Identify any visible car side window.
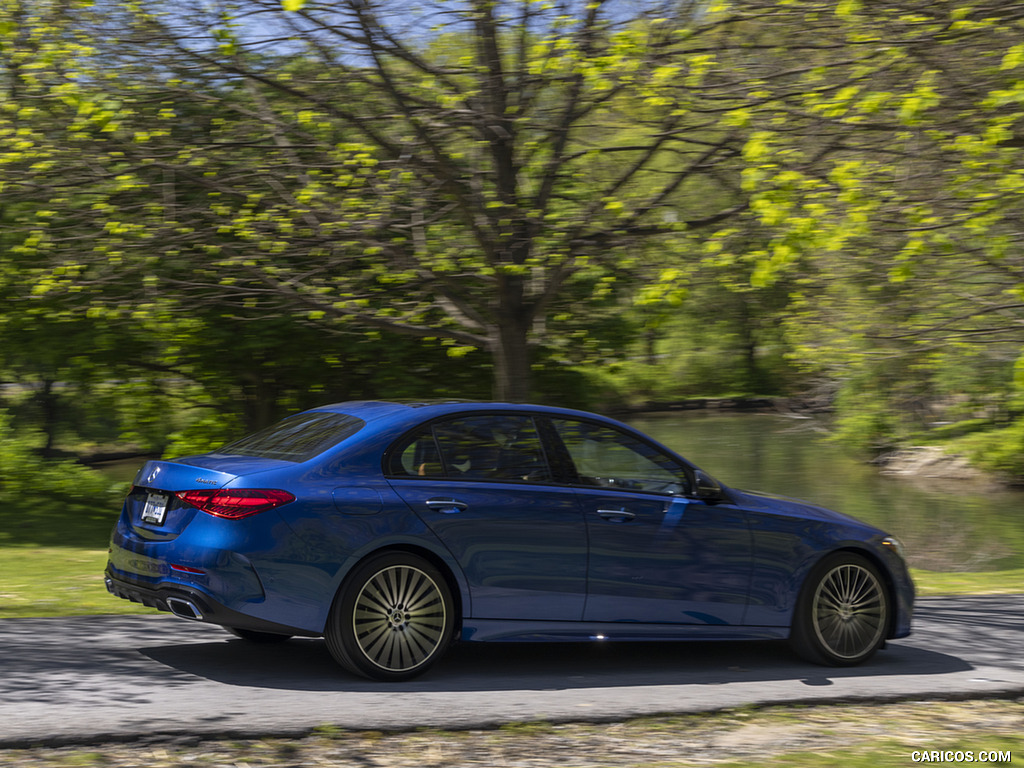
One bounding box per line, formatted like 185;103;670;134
392;427;445;477
551;418;689;495
390;415;552;482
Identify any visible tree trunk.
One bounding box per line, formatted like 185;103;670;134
490;321;531;402
490;271;532;402
39;379;58;459
240;373;279;431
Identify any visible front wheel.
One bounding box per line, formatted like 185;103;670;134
791;552;890;666
325;552;455;681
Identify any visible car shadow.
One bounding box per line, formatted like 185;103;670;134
137;594;1024;693
139;634;971;693
139;594;1024;692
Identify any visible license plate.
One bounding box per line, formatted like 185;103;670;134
141;493;168;525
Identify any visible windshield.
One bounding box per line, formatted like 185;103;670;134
216;412;364;462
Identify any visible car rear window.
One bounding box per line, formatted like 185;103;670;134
216;412;364;462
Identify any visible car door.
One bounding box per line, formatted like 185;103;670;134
548;417;753;626
386;413;587;621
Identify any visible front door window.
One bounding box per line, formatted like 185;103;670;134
551;418;688;495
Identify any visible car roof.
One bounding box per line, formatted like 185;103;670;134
305;399;615;426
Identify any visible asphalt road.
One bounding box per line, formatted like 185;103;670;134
1;595;1022;748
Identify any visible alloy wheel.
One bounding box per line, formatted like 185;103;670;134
811;562;886;660
352;563;448;672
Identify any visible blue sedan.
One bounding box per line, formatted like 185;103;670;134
105;400;914;681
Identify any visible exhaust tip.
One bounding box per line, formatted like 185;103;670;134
166;597;204;621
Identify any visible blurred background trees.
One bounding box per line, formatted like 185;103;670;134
1;0;1022;476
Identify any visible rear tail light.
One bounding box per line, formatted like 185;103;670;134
175;489;295;519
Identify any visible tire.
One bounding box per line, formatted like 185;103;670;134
325;552;455;681
790;552;890;666
225;627;293;643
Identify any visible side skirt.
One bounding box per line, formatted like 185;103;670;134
460;619;789;643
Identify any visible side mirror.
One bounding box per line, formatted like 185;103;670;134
693;469;726;503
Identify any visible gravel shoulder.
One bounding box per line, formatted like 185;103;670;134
3;699;1022;768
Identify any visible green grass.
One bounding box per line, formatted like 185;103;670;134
0;479;155;619
0;546;156;618
911;568;1024;596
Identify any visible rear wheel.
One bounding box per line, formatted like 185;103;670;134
791;552;889;666
325;552;454;681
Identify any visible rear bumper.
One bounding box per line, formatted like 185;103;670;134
104;569;318;638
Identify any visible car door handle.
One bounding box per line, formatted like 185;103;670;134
425;498;468;514
597;508;635;522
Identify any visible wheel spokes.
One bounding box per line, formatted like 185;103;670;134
812;564;886;660
353;565;448;672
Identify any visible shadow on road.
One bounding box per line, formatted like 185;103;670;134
6;595;1021;702
139;631;971;693
134;595;1024;693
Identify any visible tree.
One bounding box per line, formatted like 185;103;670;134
12;0;1022;438
713;0;1024;354
43;0;751;401
673;1;1024;444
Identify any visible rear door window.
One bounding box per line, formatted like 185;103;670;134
390;414;551;482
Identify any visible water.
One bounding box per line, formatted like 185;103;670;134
627;412;1024;572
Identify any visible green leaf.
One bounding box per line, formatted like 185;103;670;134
1001;44;1024;71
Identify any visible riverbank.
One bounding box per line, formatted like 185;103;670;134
874;433;1024;489
3;698;1020;767
873;446;996;484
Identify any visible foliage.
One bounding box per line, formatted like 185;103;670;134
949;421;1024;478
4;0;776;402
1;0;1024;477
0;410;122;508
702;0;1024;465
161;410;246;460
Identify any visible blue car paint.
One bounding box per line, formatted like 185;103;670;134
578;491;752;625
106;400;914;653
730;487;914;635
389;476;588;621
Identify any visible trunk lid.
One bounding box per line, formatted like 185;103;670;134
131;458;239;493
126;459;240;540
